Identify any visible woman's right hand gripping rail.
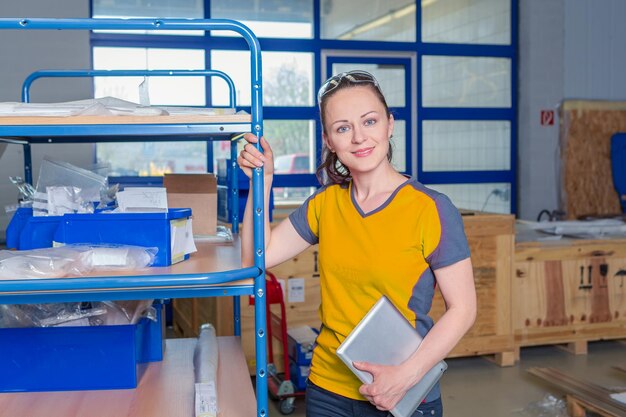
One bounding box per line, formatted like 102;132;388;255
237;133;312;269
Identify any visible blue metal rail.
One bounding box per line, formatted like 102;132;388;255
0;18;267;417
22;69;237;106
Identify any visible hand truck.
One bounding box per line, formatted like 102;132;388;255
250;271;306;415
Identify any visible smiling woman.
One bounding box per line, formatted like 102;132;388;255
316;71;394;187
237;70;477;417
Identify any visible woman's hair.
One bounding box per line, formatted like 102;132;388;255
315;72;393;186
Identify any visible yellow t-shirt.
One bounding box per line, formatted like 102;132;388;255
288;178;470;402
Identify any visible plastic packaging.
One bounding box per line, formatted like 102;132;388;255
516;394;568;417
0;302;107;328
0;300;156;328
9;176;36;203
194;323;219;417
0;244;158;280
101;300;156;325
193;225;234;243
33;157;108;216
0;97;166;117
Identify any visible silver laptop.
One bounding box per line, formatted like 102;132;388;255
336;296;447;417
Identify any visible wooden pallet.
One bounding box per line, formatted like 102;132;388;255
514;338;626;364
566;395;624;417
528;367;626;417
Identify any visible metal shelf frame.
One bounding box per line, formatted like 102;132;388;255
0;17;268;417
16;68;242;229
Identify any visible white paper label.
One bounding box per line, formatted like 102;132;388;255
117;187;168;212
288;277;305;303
195;381;218;417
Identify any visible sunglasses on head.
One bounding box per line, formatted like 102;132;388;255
317;70;380;102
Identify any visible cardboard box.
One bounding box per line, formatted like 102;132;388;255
164;173;217;236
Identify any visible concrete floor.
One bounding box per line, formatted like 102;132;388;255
266;340;626;416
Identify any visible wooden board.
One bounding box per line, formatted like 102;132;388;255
566;395;622;417
528;367;626;417
559;100;626;219
0;337;256;417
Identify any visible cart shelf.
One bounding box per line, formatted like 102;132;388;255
0;337;256;417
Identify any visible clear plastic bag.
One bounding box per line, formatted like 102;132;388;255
0;246;81;279
0;244;158;280
516;394;568;417
100;300;156;325
0;302;108;328
9;176;36;203
0;300;155;328
33;156;108;216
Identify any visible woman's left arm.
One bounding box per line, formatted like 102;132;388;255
356;257;476;411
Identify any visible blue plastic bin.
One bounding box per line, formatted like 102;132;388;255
0;307;163;393
54;208;192;266
6;207;62;250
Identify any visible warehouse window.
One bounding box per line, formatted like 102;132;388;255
92;47;206;106
422;56;511;108
92;47;207;176
419;0;515;213
421;0;511;44
92;0;204;36
210;0;313;39
422;121;511;172
90;0;516;211
210;51;314;107
320;0;416;42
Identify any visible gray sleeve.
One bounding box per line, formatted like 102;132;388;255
288;198;319;245
426;194;471;270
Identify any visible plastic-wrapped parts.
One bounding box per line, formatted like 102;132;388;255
194;323;219;417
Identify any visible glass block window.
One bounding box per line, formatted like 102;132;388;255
321;0;416;42
422;120;510;171
330;63;406;107
211;0;313;39
429;182;511;214
92;47;206;106
211;51;314;107
422;0;511;45
92;0;203;36
422;56;511;108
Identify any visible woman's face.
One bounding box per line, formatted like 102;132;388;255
322;85;394;176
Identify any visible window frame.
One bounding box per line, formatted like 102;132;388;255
89;0;518;213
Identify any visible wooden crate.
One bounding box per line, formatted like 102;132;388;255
514;236;626;351
430;211;516;366
172;297;217;338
